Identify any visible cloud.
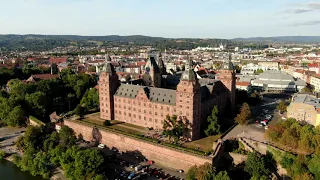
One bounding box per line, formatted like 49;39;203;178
291;20;320;26
285;2;320;14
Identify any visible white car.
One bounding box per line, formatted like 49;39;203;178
97;144;106;149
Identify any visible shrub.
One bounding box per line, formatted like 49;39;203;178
103;120;111;126
0;150;6;159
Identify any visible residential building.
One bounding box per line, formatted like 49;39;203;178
287;94;320;126
310;75;320;92
236;81;251;91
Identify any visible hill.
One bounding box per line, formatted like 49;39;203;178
0;34;231;51
232;36;320;43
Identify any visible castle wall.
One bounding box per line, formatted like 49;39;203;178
64;120;212;171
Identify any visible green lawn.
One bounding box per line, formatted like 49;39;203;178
182;135;221;152
82;118;143;135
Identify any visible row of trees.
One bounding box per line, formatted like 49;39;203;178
14;125;105;179
0;68;98;126
266;118;320;180
266;118;320;155
186;151;276;180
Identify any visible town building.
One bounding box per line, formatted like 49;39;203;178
98;56;236;140
287;94;320;126
310;75;320;92
251;71;305;92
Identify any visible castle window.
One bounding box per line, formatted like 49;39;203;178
180;100;182;102
115;110;117;113
139;115;141;119
133;108;135;111
161;120;164;124
106;110;108;113
169;100;171;103
124;112;126;115
187;106;189;109
124;106;126;109
102;109;104;112
144;117;146;120
155;112;157;115
144;110;146;113
150;111;152;114
167;107;169;111
184;89;186;92
144;103;146;106
155;105;157;108
161;106;163;109
149;118;152;122
155;119;158;123
102;103;104;106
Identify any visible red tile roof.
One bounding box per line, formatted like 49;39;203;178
50;57;67;64
27;74;59;82
27;57;49;61
236;81;251;86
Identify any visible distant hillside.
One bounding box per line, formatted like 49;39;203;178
0;34;232;51
232;36;320;43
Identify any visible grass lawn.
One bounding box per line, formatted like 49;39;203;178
182;135;221;152
82;117;143;135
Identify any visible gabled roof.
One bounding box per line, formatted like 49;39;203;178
27;74;59;82
114;83;176;105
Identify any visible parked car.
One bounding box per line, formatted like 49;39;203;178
265;126;269;130
178;169;184;173
147;160;154;165
97;144;106;149
128;172;135;179
135;165;143;171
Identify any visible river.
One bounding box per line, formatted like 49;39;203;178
0;160;44;180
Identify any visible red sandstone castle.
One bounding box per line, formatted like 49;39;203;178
99;55;235;140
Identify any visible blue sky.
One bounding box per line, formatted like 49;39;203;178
0;0;319;38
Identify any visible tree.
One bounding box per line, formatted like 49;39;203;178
75;104;85;118
214;171;230;180
235;103;251;125
6;106;25;126
163;115;189;143
25;91;47;119
205;106;220;136
80;88;99;112
103;120;111;126
301;86;313;93
186;163;214;180
17;126;43;151
245;152;270;178
67;93;75;111
59;126;77;147
277;101;287;114
255;69;264;74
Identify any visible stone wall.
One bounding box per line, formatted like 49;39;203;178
64;120;212;171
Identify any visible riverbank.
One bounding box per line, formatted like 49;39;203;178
0;127;67;180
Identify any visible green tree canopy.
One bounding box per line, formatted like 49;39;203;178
205;106;220;136
163;115;189;143
59;126;77;147
235;103;251;125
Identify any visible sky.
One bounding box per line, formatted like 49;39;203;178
0;0;320;39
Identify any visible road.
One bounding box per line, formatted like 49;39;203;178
222;93;290;143
0;127;25;155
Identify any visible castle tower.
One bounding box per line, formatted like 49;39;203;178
176;60;202;140
142;56;162;87
157;52;166;74
99;59;119;120
218;53;236;110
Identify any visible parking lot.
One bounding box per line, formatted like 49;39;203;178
223;93;290;143
78;141;186;180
